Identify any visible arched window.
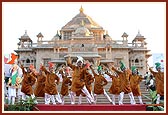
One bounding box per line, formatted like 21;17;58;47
26;58;30;63
135;58;139;63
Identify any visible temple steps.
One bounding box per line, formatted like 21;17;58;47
15;80;151;104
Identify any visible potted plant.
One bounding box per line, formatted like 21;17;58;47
4;96;39;111
144;89;164;111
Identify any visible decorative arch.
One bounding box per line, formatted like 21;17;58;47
26;58;30;63
135;58;139;63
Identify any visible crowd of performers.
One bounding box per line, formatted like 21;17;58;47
4;55;164;105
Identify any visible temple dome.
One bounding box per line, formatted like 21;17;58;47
61;6;103;30
74;26;91;36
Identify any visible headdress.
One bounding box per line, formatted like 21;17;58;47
131;66;137;72
119;61;126;70
48;62;54;69
85;62;90;68
76;56;84;64
97;66;102;71
29;64;34;70
7;53;18;64
155;62;161;69
65;67;70;73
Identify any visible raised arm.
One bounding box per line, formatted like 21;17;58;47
67;56;76;70
149;67;157;75
20;64;26;74
41;65;50;74
29;73;36;86
105;70;116;78
90;65;97;76
111;66;122;75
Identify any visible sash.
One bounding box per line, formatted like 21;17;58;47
11;70;18;85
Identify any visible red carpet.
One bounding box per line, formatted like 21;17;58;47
35;104;146;111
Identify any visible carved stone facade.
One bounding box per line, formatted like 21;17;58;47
15;6;151;75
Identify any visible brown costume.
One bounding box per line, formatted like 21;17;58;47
59;69;72;96
21;66;36;96
130;74;144;96
76;69;94;96
41;66;60;95
67;61;85;93
34;70;46;97
84;69;94;94
106;71;121;95
91;67;108;95
149;68;164;96
112;67;132;94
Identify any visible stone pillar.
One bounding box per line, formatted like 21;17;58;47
58;48;60;53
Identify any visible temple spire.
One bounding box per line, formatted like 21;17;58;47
79;5;84;13
138;30;140;34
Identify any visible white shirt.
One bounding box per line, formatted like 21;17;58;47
148;79;154;87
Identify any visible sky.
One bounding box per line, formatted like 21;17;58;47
2;2;166;66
